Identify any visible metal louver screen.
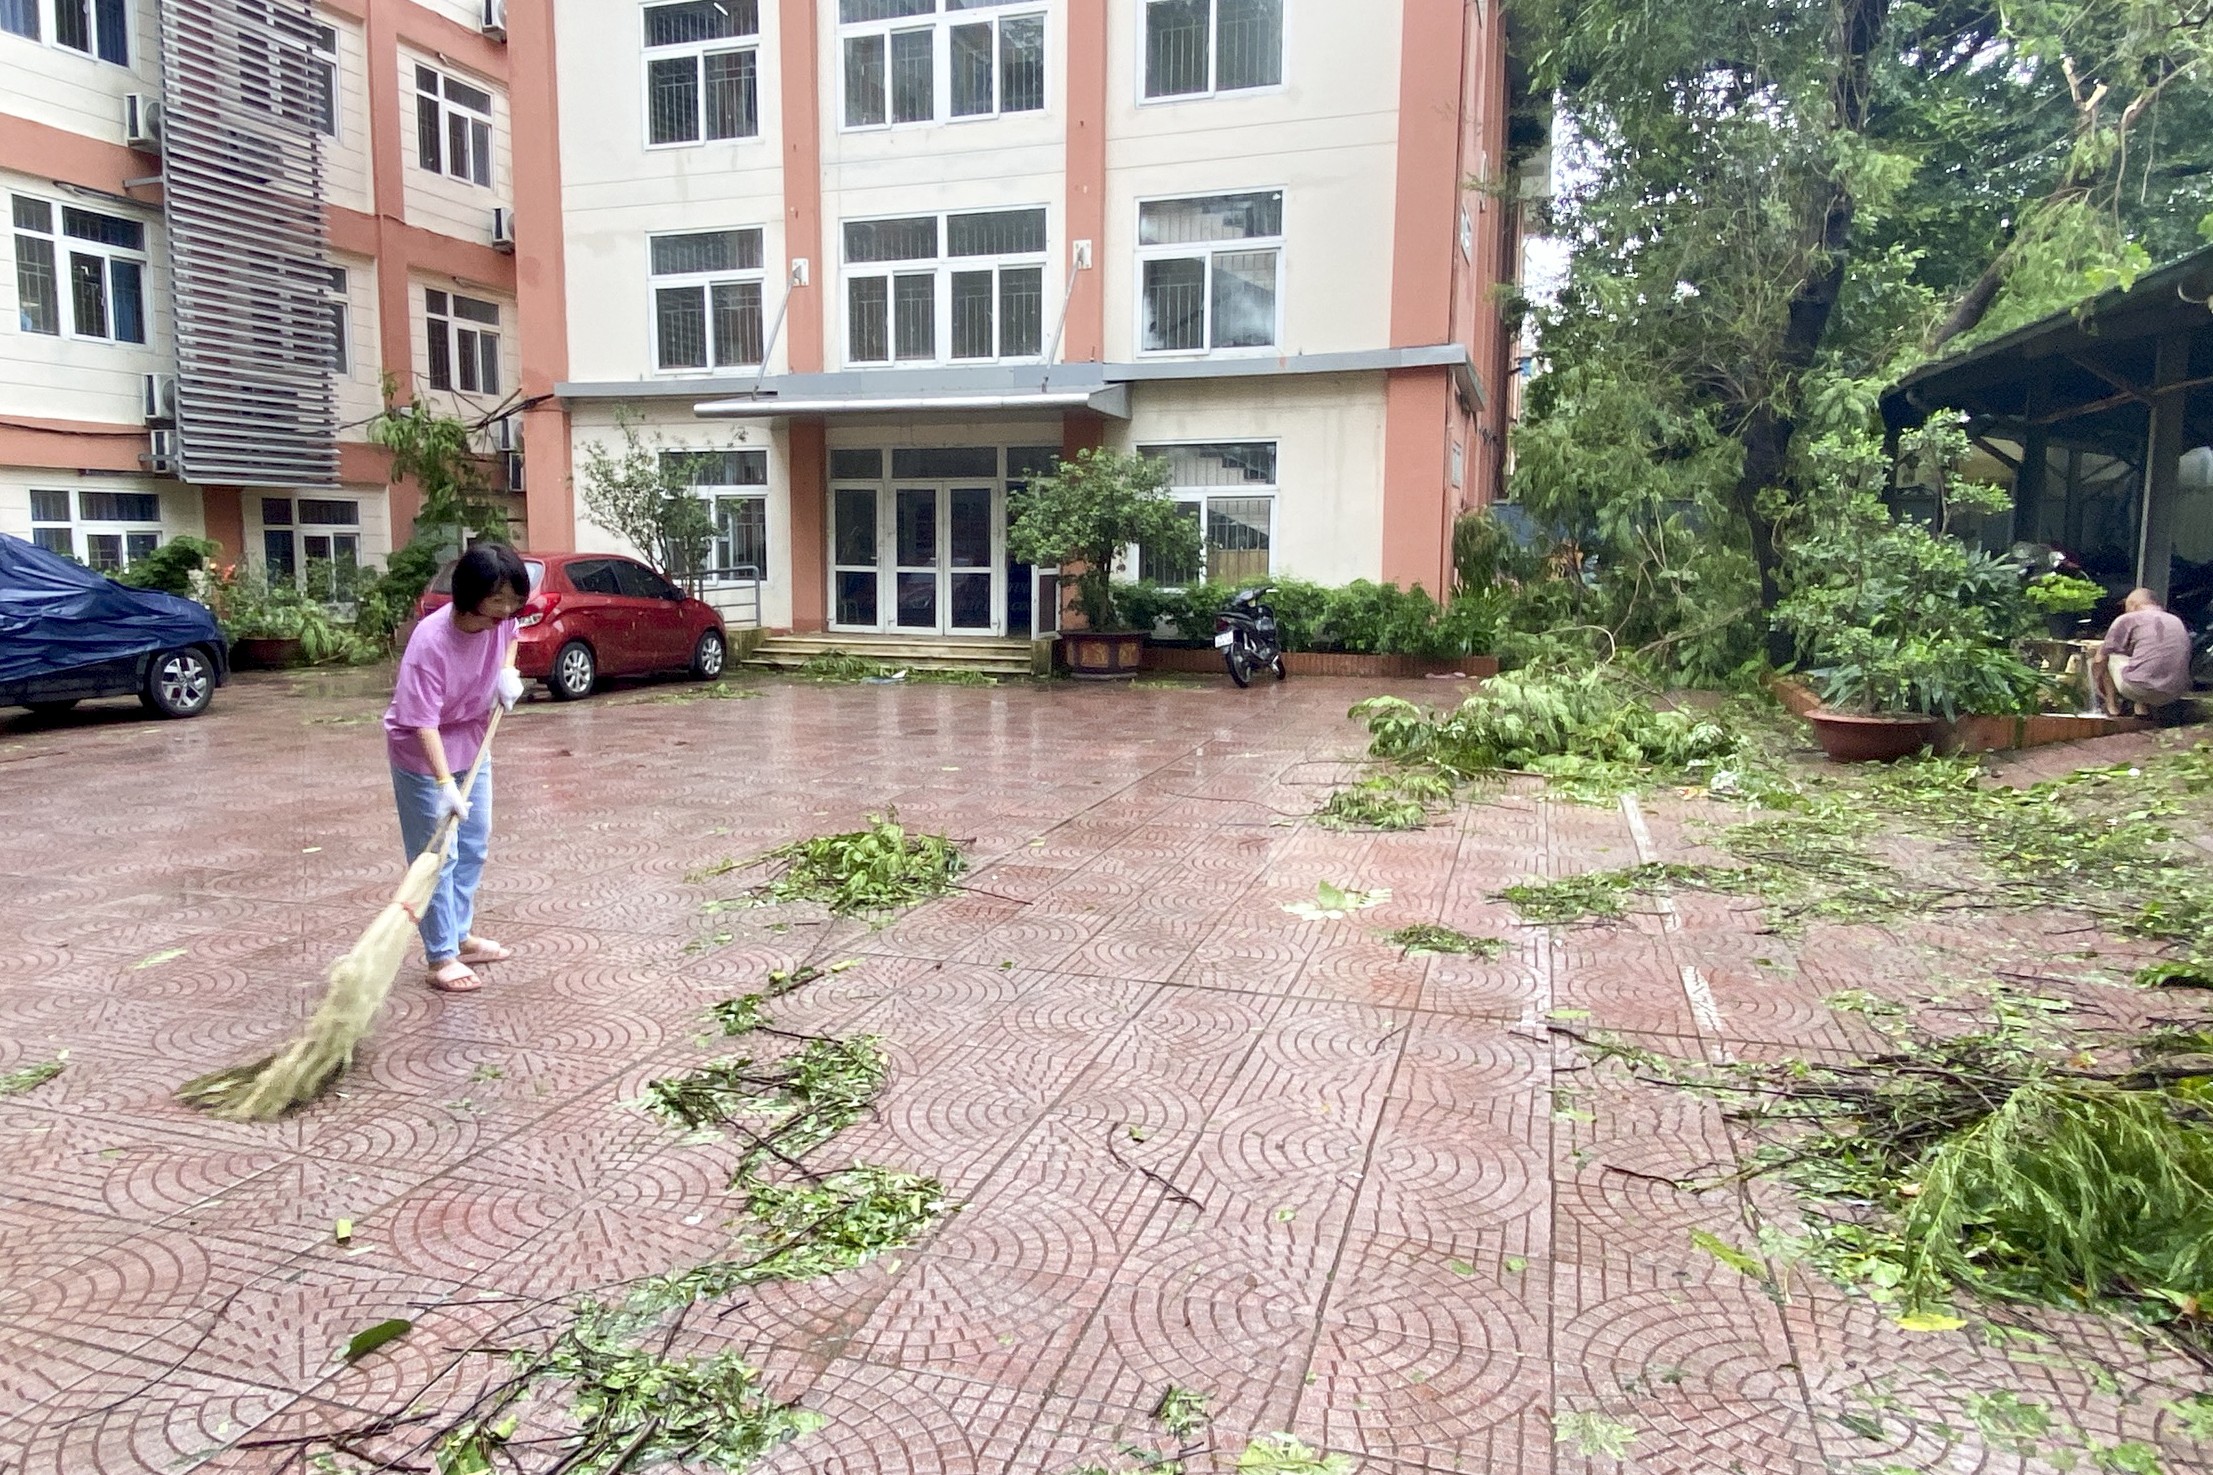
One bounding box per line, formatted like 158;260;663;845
159;0;338;488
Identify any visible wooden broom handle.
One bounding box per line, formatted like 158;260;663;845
421;660;516;859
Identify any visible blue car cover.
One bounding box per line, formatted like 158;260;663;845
0;533;223;684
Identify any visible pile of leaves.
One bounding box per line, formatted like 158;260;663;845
795;651;999;686
1383;923;1505;958
1568;999;2213;1366
1353;667;1745;795
1499;862;1761;924
0;1056;64;1096
756;812;966;916
1313;772;1455;831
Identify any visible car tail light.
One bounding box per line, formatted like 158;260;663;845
516;592;560;629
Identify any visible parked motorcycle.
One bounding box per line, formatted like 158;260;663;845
1215;586;1286;687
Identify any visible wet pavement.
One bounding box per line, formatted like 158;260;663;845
0;668;2204;1473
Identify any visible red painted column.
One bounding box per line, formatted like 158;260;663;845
1062;0;1108;364
787;425;828;632
778;0;828;629
508;0;574;549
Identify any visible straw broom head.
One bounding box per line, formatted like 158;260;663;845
178;846;446;1121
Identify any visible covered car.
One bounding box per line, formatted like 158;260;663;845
0;534;228;718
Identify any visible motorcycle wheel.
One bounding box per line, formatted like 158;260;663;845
1271;652;1287;681
1225;643;1254;688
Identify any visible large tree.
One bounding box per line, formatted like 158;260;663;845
1513;0;2213;636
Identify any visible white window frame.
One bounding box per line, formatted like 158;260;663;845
648;228;767;375
640;0;762;149
31;487;164;570
841;206;1050;369
1138;0;1284;104
667;448;771;581
6;0;132;66
424;288;502;395
1133;188;1284;358
258;495;362;595
1131;440;1278;587
10;193;149;345
309;21;339;139
326;265;351;374
837;0;1047;132
414;62;495;188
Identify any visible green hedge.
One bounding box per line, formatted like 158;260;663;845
1113;578;1500;659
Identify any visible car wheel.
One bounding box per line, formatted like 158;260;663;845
690;628;727;680
139;647;215;718
549;640;597;701
24;699;80;716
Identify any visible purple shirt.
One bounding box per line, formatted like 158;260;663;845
383;605;517;776
2099;607;2193;703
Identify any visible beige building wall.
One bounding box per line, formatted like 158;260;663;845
0;168;168;428
398;45;511;245
0;0;153;143
320;8;377;216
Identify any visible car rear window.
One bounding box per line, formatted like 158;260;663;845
428;558;544;595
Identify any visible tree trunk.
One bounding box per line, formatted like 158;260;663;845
1729;0;1889;614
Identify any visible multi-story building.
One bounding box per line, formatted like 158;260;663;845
4;0;1519;647
551;0;1521;638
0;0;558;582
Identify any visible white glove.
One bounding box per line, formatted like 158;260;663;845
496;667;525;711
436;777;471;824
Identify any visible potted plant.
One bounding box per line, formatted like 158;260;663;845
2024;572;2103;638
1777;497;2047;762
1007;448;1201;678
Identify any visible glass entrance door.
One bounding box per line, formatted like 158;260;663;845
894;486;939;629
828;472;1006;636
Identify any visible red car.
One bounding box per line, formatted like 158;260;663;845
416;553;727;700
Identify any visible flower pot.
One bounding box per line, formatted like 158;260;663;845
1061;630;1147;679
2045;612;2085;639
232;636;304;670
1805;707;1944;763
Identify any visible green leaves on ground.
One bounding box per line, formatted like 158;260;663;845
1314;772;1456;831
759;811;965;916
1353;668;1745;798
1233;1433;1354;1474
1562;1002;2213;1364
1499;863;1759;924
0;1056;64;1096
1383;924;1505;959
1552;1411;1638;1460
342;1319;412;1363
647;1036;887;1179
1282;881;1390;921
1152;1385;1211;1439
795;651;999;685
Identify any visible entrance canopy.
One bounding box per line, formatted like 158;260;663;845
694;365;1132;421
1881;247;2213;599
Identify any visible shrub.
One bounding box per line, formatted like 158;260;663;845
116;536;220;597
1006;449;1199;631
1106;577;1498;657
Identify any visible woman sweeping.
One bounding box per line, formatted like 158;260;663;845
383;543;530;993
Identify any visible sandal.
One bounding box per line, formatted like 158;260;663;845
426;960;483;993
457;937;513;965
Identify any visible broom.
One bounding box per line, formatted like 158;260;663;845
179;685;513;1122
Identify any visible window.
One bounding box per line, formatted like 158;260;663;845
415;64;493;187
1144;0;1278;99
840;0;1045;129
46;0;127;63
644;0;759;146
309;22;338;136
34;488;163;569
11;196;146;343
327;266;350;373
1136;441;1275;584
1;0;37;40
844;206;1046;366
1137;190;1280;353
668;448;770;579
425;288;501;394
650;229;765;372
260;496;360;595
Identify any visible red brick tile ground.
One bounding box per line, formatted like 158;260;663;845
0;670;2205;1472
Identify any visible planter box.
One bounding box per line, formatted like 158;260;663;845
1142;645;1498;680
232;636;305;670
1779;677;2150;756
1061;629;1147;679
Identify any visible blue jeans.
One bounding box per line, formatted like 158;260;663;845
391;763;493;963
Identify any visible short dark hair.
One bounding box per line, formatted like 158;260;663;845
452;543;530;615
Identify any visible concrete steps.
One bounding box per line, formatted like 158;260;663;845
743;633;1041;676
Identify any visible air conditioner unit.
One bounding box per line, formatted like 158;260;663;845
504;450;525;493
489;415;520;452
490;206;515;252
141;372;177;425
124;93;162;151
480;0;506;40
145;429;179;476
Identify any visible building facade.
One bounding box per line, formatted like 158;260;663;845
0;0;559;582
4;0;1518;641
552;0;1521;637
